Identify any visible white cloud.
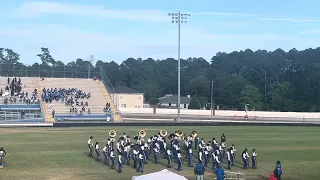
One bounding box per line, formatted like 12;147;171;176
15;1;168;22
260;18;320;22
190;12;258;17
300;28;320;34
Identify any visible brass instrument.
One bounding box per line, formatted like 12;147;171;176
160;129;168;137
175;130;184;138
138;129;146;141
109;130;116;142
109;130;117;138
191;130;197;138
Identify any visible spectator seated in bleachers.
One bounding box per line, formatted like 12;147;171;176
103;102;112;114
42;87;91;115
1;77;39;104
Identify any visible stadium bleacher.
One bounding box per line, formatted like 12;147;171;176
38;78;121;122
0;77;121;123
0;77;43;123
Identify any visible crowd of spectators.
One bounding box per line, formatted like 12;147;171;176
1;77;39;104
42;87;91;115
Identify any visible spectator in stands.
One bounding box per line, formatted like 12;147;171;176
52;109;55;118
42;87;91;115
21;111;25;119
88;108;91;114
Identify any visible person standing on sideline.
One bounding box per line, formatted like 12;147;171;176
194;160;205;180
215;165;225;180
252;149;257;168
274;160;282;180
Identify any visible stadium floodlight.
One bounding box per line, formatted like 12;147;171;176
168;12;190;121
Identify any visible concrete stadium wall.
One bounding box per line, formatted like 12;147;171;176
53;121;320;127
120;108;320;119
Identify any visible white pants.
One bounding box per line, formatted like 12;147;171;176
197;175;204;180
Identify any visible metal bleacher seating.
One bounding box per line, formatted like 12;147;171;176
38;78;121;122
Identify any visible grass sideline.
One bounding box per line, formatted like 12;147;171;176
1;126;319;180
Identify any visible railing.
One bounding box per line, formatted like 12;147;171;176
0;63;101;79
0;112;42;121
36;81;45;120
99;66;120;116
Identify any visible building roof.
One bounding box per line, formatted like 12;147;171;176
158;94;191;104
113;86;142;94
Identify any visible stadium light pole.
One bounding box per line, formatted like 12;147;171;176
168;12;190;121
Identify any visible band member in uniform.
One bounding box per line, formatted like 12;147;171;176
110;149;115;169
165;147;172;168
227;148;232;169
153;141;160;164
87;136;94;157
95;142;101;161
124;143;131;165
252;149;257;168
132;147;139;169
117;152;123;173
194;136;199;150
211;137;218;150
0;147;6;168
103;144;109;165
176;150;182;171
231;144;236;166
187;142;193;167
204;143;210;167
137;152;144;172
219;143;224;162
213;151;221;170
242;148;249;169
221;133;226;143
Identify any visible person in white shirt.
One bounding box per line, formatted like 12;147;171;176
187;143;193;167
136;152;144;172
251;149;257;168
153;142;160;164
103;144;109;165
87;136;94;157
95;142;100;161
165;147;171;168
132;149;139;169
214;151;221;170
110;150;115;169
0;147;6;168
177;151;182;171
242;148;249;169
231;144;236;166
227;148;232;169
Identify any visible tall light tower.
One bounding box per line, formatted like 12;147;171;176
168;12;190;121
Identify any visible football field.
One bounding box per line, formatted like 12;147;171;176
1;126;319;180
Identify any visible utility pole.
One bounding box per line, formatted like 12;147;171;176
210;80;215;117
86;55;95;79
264;67;267;96
168;12;190;121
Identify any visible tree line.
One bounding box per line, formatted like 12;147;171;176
1;47;320;112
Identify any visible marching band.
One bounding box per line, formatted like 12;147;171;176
86;129;258;174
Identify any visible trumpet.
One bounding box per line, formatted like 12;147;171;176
109;130;116;138
139;129;146;138
175;129;184;138
160;129;168;137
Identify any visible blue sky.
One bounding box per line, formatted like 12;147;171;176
2;0;320;64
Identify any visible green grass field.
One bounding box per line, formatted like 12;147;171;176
1;126;320;180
